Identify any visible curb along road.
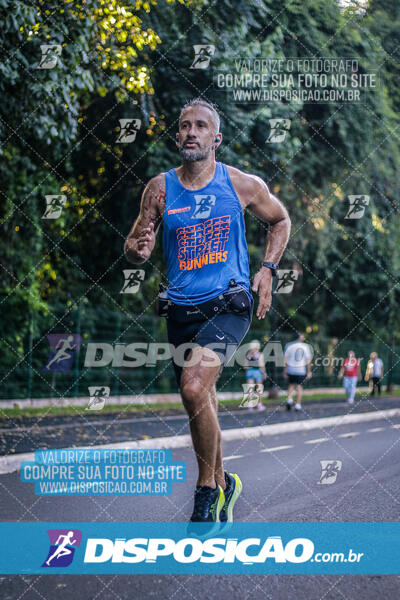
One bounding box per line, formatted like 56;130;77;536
1;408;399;475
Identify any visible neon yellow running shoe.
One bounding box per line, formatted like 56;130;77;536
220;472;242;523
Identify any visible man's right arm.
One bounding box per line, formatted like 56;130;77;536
306;357;312;378
124;174;165;264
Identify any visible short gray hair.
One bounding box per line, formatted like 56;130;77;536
180;98;220;133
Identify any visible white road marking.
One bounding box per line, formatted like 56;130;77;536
2;408;400;474
260;445;293;453
392;424;400;429
367;427;384;433
305;437;330;444
338;432;360;438
224;454;245;461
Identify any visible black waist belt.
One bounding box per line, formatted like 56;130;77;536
158;280;252;323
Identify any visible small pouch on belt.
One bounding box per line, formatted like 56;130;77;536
158;280;252;321
222;279;252;314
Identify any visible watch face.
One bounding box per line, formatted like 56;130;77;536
263;262;277;276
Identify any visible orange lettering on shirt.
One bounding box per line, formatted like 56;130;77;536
179;250;228;270
168;206;191;215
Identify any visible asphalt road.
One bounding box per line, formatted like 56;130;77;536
1;396;399;455
1;412;400;599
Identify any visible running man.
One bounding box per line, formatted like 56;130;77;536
46;531;77;566
346;196;369;219
192;46;214;69
121;270;142;292
284;333;312;411
124;98;291;529
275;269;297;293
43;196;64;218
118;119;140;142
45;335;76;371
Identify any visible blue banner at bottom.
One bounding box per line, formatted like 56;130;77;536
0;522;398;574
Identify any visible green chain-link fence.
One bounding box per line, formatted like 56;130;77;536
1;303;398;400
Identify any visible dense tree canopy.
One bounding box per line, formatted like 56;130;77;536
1;0;399;393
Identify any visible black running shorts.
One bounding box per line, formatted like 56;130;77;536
166;298;254;387
288;374;306;385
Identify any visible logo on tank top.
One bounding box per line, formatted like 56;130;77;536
167;206;191;215
177;214;230;270
192;194;216;219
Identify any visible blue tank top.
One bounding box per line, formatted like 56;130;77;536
163;162;251;305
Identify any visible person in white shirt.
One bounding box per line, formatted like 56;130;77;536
365;352;383;396
283;333;312;411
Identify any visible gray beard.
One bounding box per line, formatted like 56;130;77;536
179;145;212;162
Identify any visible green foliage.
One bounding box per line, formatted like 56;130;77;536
1;0;400;396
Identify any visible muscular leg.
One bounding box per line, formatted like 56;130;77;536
209;384;225;490
180;346;223;488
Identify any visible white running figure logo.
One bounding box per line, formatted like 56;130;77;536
45;335;76;370
46;531;77;565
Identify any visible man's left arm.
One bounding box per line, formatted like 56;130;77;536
306;357;312;379
244;175;291;319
